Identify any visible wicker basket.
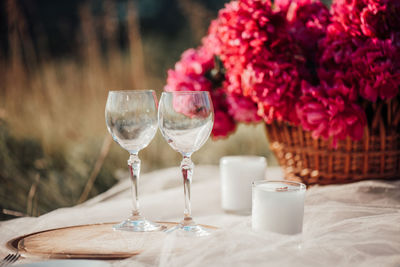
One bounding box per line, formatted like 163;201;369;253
266;101;400;185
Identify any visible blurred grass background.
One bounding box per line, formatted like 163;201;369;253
0;0;330;220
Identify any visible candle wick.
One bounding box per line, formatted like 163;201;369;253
276;186;288;192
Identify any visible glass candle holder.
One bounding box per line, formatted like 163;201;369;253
220;156;266;215
252;180;306;235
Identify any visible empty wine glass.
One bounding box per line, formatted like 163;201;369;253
158;91;214;236
105;90;164;232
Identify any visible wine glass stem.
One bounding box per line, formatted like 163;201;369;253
128;153;141;218
181;155;194;224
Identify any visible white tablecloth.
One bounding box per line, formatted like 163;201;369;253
1;165;399;266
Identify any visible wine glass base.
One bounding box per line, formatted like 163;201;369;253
166;223;212;237
113;218;165;232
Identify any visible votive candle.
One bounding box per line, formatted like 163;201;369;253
220;156;267;214
252;180;306;235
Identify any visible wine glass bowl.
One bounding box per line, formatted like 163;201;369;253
106;91;158;154
158;91;213;155
158;91;214;236
105;90;164;232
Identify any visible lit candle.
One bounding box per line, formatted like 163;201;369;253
220;156;267;215
252;180;306;235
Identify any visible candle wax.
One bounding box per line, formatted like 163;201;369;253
252;182;305;235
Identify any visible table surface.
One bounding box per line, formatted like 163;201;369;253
1;165;399;267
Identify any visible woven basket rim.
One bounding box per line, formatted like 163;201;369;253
265;122;400;185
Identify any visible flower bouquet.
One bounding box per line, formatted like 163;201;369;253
164;0;400;184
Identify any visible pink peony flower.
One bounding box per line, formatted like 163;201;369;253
360;1;390;39
297;83;367;145
279;0;330;56
206;0;281;94
165;69;212;92
318;23;358;85
225;92;261;123
213;0;275;66
213;110;237;138
165;48;214;93
174;48;214;76
319;23;400;102
241;61;301;124
350;38;400;101
165;46;235;137
331;0;400;40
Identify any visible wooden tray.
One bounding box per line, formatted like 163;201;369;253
7;222;216;260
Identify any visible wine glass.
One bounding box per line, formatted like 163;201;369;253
158;91;214;236
105;90;164;232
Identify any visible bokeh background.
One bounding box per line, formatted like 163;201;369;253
0;0;330;220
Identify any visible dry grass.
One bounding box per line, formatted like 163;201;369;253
0;0;275;219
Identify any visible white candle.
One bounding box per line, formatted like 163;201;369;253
220;156;267;215
252;180;306;235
